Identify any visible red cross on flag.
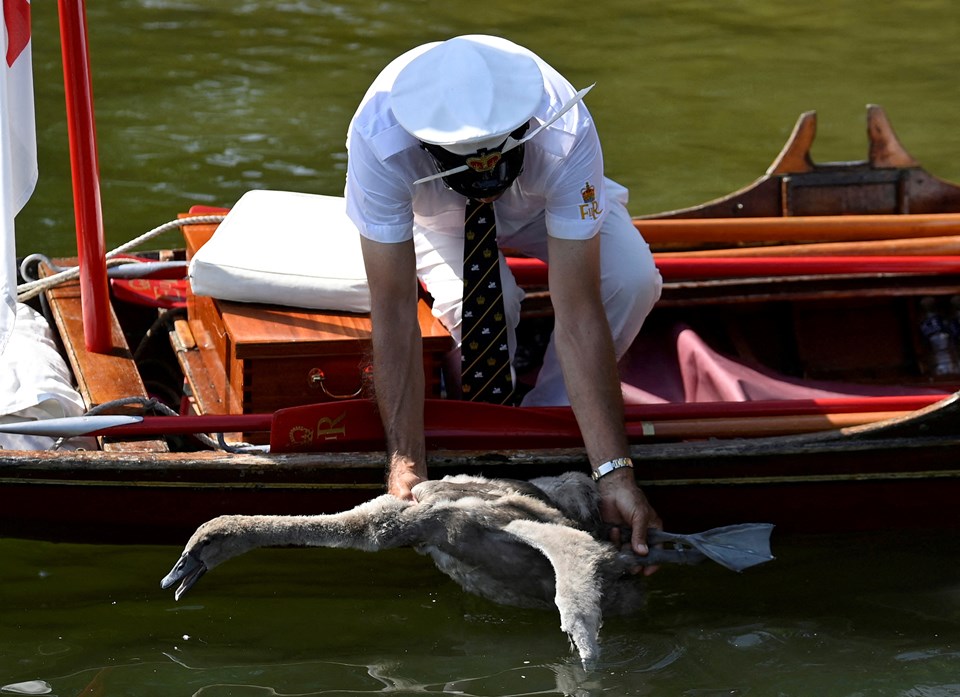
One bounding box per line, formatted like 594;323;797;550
1;0;37;356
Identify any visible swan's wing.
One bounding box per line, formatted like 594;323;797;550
503;519;606;670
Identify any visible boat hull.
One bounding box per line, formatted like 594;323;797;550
3;427;959;544
9;105;960;544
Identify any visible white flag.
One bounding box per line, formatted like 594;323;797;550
1;0;38;358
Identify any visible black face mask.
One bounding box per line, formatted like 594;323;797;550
420;121;530;199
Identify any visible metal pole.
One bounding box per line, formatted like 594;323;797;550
56;0;111;352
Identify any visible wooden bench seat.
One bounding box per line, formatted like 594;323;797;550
44;260;168;453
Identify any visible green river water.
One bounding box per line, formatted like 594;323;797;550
4;1;960;694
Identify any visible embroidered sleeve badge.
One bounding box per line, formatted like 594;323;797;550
578;181;602;221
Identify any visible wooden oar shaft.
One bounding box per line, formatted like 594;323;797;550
511;253;960;286
618;394;943;420
628;410;908;439
656;234;960;258
635;213;960;244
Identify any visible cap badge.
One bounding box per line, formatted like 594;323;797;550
466;150;502;173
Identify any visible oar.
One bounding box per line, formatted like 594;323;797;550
630;523;776;572
507;254;960;286
634;212;960;245
269;399;937;451
626;410;912;439
0;413;272;438
656;234;960;258
0;394;945;445
654;255;960;280
618;394;944;420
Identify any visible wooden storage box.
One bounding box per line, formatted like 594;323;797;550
179;214;454;416
185;293;452;414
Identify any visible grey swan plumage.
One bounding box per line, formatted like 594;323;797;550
161;471;773;669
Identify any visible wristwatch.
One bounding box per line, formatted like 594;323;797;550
591;457;633;481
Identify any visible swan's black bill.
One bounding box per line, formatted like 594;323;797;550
160;552;207;601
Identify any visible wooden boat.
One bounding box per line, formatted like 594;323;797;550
4;102;960;544
4;7;960;542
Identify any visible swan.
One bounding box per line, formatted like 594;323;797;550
161;471;773;669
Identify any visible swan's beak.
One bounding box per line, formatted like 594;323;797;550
161;551;207;601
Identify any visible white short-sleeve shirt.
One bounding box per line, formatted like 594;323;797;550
345;39;607;244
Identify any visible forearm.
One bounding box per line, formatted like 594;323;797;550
369;305;427;477
546;235;662;560
547;234;629;468
360;236;427;496
552;311;629;467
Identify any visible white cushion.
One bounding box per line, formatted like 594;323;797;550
188;190;371;313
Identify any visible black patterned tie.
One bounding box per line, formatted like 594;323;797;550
461;199;514;404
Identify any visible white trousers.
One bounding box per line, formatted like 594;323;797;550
413;180;662;406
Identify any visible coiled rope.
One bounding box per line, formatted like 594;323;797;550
18;213;273;454
17;214;227;302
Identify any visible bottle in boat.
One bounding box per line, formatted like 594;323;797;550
946;295;960;348
917;297;960;378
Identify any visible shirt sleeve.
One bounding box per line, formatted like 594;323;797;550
345;126;415;243
542;123;607;241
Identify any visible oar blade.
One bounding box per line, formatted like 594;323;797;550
0;415;143;437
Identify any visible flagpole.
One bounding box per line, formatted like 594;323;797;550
57;0;111;352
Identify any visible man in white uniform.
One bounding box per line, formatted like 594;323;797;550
345;35;663;562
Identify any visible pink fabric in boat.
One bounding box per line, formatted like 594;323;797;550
619;324;950;404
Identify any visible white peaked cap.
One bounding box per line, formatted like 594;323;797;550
390;35;544;155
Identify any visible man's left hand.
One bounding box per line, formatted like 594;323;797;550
596;467;662;576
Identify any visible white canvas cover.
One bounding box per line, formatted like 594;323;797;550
0;303;95;451
188;190;371;313
1;10;94;450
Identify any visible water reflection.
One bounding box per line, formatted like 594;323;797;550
2;535;959;695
